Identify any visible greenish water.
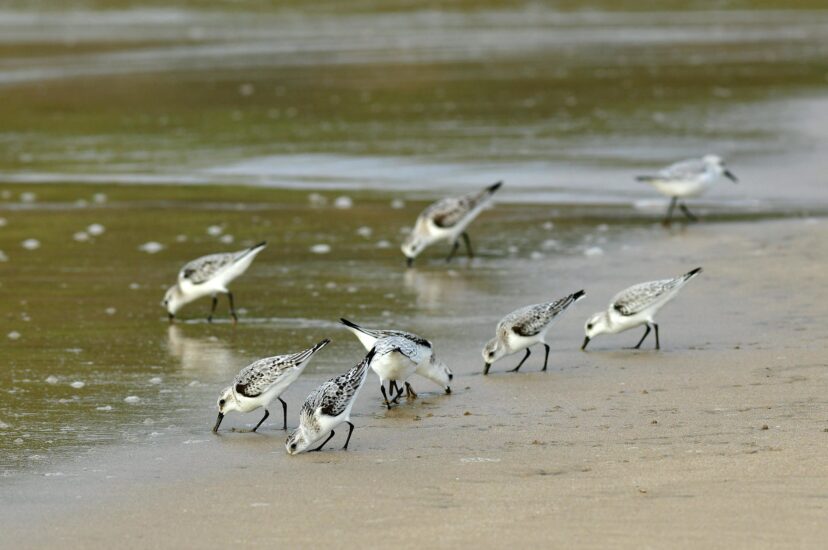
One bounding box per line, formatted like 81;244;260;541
1;1;828;476
0;183;622;473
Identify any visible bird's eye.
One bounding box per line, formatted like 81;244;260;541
587;324;593;330
219;399;225;406
290;443;297;450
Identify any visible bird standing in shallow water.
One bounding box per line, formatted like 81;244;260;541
401;181;502;266
482;290;586;375
162;241;266;323
213;338;330;433
582;267;702;351
636;155;737;225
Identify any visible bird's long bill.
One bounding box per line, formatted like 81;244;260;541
724;169;738;183
581;336;591;351
405;256;414;268
483;363;491;375
212;412;224;433
168;313;174;324
445;386;452;394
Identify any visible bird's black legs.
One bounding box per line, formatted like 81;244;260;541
446;241;460;263
391;383;405;404
227;292;238;323
278;397;287;430
405;382;417;399
342;421;355;450
679;202;698;222
542;343;550;372
461;231;474;258
311;430;335;452
634;324;652;349
251;409;269;432
207;295;218;323
663;197;678;226
509;348;532;372
653;323;660;350
380;384;393;409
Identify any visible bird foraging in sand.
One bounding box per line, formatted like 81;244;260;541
582;268;702;351
213;338;330;433
401;181;502;266
286;348;374;454
162;241;266;323
482;290;585;375
340;318;452;406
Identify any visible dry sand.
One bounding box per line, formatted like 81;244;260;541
3;218;827;549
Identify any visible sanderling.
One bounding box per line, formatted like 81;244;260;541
286;348;374;454
636;155;737;225
582;267;702;351
213;338;330;433
401;181;502;266
483;290;586;375
162;241;266;323
340;318;452;405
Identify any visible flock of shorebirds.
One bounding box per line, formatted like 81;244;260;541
160;154;737;454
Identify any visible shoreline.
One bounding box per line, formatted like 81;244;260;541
3;216;827;548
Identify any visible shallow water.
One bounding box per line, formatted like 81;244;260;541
1;1;828;477
0;183;633;474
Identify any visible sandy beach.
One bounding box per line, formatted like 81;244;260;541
3;216;826;548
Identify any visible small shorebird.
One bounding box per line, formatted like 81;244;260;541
162;241;266;323
401;181;502;266
636;155;737;225
582;267;702;351
340;318;452;405
482;290;585;375
212;338;330;433
286;348;374;454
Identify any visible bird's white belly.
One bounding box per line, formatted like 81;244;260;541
608;310;650;334
371;353;418;383
236;393;268;413
652;179;707;198
427;223;457;244
313;407;352;441
506;331;543;354
179;280;219;303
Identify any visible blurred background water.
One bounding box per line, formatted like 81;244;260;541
1;1;827;206
1;1;827;476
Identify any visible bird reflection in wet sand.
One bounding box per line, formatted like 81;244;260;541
403;268;475;311
166;325;240;374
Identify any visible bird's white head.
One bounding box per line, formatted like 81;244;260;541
582;311;611;350
482;337;507;375
703;154;738;182
285;426;312;455
212;386;238;433
702;154;723;167
161;285;185;317
421;357;454;394
401;221;434;267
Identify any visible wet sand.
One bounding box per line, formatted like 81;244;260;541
3;216;826;548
